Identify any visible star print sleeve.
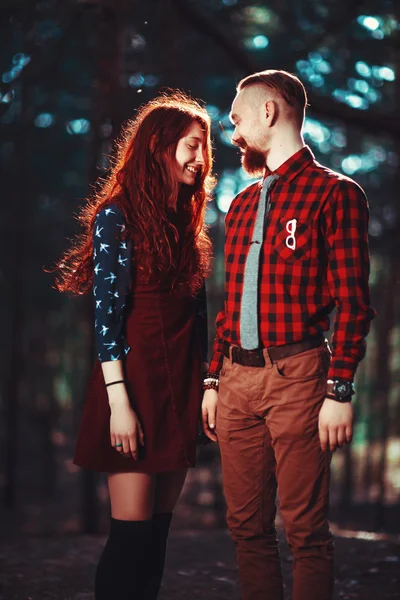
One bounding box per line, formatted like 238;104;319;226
93;204;132;362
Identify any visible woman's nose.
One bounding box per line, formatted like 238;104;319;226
196;148;205;164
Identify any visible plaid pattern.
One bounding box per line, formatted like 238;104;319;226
209;146;376;381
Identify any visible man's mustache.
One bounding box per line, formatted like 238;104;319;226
234;138;247;151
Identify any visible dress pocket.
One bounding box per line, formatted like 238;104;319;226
273;219;311;262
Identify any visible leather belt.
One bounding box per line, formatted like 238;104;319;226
223;338;322;368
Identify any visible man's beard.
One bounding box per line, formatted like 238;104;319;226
241;147;266;177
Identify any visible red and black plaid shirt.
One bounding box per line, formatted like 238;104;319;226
209;146;376;381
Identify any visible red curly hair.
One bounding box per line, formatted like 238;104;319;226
54;91;215;296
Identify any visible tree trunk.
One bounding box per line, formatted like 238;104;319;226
80;0;124;534
2;2;36;509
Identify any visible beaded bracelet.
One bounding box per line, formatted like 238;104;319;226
203;379;219;391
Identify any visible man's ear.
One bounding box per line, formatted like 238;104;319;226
265;100;278;127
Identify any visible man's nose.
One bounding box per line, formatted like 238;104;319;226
231;129;240;146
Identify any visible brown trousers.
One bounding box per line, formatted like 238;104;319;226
217;343;334;600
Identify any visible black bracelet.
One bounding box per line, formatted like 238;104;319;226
105;380;126;388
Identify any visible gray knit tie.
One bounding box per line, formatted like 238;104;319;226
240;174;279;350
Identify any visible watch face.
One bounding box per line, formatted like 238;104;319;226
335;381;352;399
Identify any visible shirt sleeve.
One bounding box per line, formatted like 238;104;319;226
322;179;376;381
208;308;227;375
194;280;208;363
208;200;239;376
93;204;132;362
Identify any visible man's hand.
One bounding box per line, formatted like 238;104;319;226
318;398;354;452
202;388;218;442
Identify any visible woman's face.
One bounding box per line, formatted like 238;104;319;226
174;121;206;185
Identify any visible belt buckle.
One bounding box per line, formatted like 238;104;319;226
247;349;265;367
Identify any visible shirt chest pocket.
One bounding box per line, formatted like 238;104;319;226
273;219;312;262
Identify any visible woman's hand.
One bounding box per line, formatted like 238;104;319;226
108;386;144;459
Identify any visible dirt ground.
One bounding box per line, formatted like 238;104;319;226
0;525;399;600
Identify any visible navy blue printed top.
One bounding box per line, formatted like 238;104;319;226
93;204;208;363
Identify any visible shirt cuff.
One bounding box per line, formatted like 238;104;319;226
208;352;224;375
327;360;356;382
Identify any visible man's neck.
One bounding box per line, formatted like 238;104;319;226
265;134;304;173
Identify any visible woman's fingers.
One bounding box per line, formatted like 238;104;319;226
128;421;145;458
137;422;145;446
130;420;145;458
114;439;123;453
111;416;144;459
128;431;138;459
110;430;121;450
121;436;131;458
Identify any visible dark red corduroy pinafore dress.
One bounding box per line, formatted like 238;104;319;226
73;266;203;474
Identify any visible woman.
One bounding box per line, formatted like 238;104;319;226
55;91;214;599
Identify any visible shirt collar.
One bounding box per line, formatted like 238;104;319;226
262;145;314;185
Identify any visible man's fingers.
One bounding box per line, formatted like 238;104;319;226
337;427;345;447
319;424;329;452
201;407;209;432
205;429;218;442
345;425;353;444
202;406;218;442
328;427;338;452
208;406;216;429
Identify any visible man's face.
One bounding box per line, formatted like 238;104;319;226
230;89;269;176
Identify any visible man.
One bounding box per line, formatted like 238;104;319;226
202;70;375;600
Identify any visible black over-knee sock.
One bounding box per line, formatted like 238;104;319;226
95;517;152;600
141;513;173;600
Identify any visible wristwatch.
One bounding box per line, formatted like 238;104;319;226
326;379;354;402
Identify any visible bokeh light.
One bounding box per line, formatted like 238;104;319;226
65;119;90;135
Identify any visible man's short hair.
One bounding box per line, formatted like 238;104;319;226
238;70;308;125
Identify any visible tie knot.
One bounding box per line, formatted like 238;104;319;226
262;173;279;192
